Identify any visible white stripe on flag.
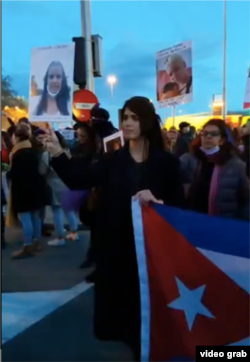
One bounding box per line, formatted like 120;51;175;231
132;199;150;362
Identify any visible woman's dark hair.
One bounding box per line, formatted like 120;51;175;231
121;96;165;152
14;124;31;142
55;131;68;149
78;123;98;153
36;61;70;116
1;130;13;152
190;118;238;165
18;117;29;124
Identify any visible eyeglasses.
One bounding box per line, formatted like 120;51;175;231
201;131;220;138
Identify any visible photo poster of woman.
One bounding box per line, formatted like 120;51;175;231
103;131;125;153
156;40;193;108
243;67;250;109
28;43;75;123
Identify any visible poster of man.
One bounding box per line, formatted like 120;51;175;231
156;40;193;107
29;43;75;122
243;67;250;109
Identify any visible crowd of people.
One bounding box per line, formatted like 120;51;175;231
1;97;250;361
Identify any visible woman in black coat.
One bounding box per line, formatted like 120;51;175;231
43;97;184;361
7;125;46;259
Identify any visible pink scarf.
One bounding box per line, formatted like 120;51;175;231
208;165;221;216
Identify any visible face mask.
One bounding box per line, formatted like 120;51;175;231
200;146;220;156
47;85;60;98
238;145;244;152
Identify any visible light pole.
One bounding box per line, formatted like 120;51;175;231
80;0;94;91
107;75;117;98
222;0;227;120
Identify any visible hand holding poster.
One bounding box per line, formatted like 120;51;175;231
156;40;193;108
29;43;75;123
103;131;124;153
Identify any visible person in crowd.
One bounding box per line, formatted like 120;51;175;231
180;119;249;220
189;125;197;139
71;123;98;159
1;187;6;249
18;122;52;236
39;131;79;246
6;124;46;259
18;117;39;134
1;131;12;249
91;106;118;139
41;96;184;361
174;121;193;157
241;122;250;177
34;61;70;116
72;123;102;271
1;130;12;164
165;126;179;153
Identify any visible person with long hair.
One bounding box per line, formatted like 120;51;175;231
39;131;79;246
71;123;98;159
39;96;184;361
180;119;249;219
34;61;70;116
6;124;46;258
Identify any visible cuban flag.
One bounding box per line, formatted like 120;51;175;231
132;200;250;362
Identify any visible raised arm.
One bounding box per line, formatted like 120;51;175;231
42;129;104;191
50;152;103;190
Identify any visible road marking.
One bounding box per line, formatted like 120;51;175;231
2;282;93;344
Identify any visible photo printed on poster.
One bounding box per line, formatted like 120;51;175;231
29;43;75;122
156;40;193;108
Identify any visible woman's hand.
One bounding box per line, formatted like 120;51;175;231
133;190;163;206
38;129;62;156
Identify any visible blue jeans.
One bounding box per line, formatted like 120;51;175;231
52;206;78;238
18;210;42;246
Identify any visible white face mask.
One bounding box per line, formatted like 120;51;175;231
47;85;60;98
200;146;220;155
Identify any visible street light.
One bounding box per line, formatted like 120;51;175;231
107;75;117;97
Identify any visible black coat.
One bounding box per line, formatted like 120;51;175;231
51;145;184;348
9;148;46;214
174;133;192;158
242;134;250;177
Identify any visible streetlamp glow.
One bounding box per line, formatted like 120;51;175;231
107;75;117;97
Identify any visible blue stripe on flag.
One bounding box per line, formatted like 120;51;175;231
153;204;249;259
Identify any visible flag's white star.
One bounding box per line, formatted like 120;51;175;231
167;277;215;330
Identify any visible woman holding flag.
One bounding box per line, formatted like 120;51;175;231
40;96;184;361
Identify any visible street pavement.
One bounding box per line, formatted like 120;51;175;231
1;209;133;361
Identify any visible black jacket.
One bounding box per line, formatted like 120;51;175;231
9;148;46;214
174;133;192;158
242;134;250;177
51;144;184;347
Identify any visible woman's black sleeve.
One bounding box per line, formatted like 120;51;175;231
163;154;185;208
50;152;103;190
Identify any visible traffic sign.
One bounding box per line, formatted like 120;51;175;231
73;89;99;122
